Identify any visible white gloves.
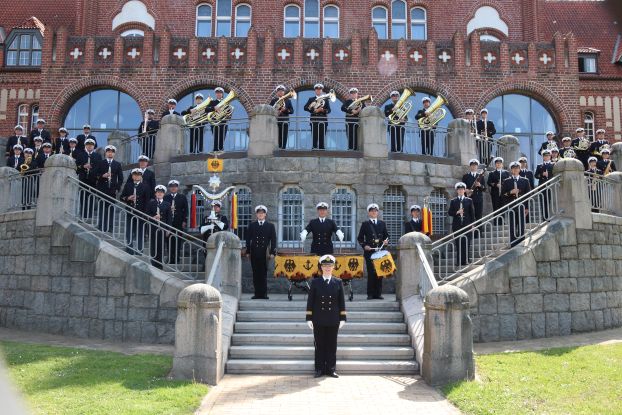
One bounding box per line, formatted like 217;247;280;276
300;229;308;242
339;321;345;329
307;321;314;330
336;229;344;242
215;220;225;230
200;224;215;234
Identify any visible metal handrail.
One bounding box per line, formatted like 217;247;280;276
417;243;438;299
281;116;352;151
584;172;617;215
473;134;507;165
206;239;226;286
5;168;43;212
385;121;449;157
182;118;249;154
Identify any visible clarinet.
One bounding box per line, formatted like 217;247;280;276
107;163;112;189
459;199;464;223
171;197;176;220
132;185;137;208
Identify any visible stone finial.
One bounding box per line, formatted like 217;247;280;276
252;104;278;117
160;113;185;126
552;157;584;174
44;154;77;169
425;284;470;310
398;231;432;249
177;282;222;308
206;230;243;249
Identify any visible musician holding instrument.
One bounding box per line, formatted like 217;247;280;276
476;109;496;165
464;109;477;135
33;142;53;169
404;205;423;233
538;131;558;156
66;137;82;160
535;150;554;220
270;85;295;149
342;87;370;151
586;157;603;213
6;125;29;157
415;97;435;156
448;182;475;266
124;155;157;200
502;162;531;247
162;98;180;118
597;149;616;174
487;157;510;214
384;90;407;152
462;159;486;221
201;200;229;242
572;127;590;169
31;136;44;160
120;168;150;255
95;145;124;233
138;109;160;159
164;179;189;264
304;83;332;150
589;129;609;161
181;93;206;153
559;137;575;159
205;87;231;152
146;185;172;269
357;203;389;300
7;144;24;170
518;157;535;190
29;119;51;144
76;124;97;151
55;127;70;155
77;138;101;218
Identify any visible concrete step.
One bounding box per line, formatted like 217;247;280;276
229;345;415;360
236;311;404;322
231;333;411;346
234;321;408;334
238;300;400;312
226;359;418;374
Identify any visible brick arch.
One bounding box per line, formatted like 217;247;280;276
285;76;349;102
47;76;149;127
474;80;572;132
164;76;255;114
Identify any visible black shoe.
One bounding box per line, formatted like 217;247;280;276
327;371;339;378
251;295;259;299
375;296;384;300
367;296;374;300
314;370;324;378
262;296;270;300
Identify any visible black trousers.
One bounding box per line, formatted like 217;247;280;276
150;227;166;269
478;138;493;166
346;119;359;150
125;214;144;255
311;121;327;149
211;124;228;151
190;126;204;153
365;255;382;298
540;188;551;220
454;233;471;266
472;192;484;221
97;197;115;233
509;207;526;247
420;129;435;155
168;225;183;263
79;181;96;218
313;324;339;373
388;125;405;152
277;119;289;149
140;133;156;159
250;252;268;297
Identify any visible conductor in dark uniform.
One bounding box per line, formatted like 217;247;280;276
306;254;346;378
476;109;496;165
448;182;475;266
301;202;343;256
341;87;366;150
414;97;435;155
304;83;331;150
95;145;124;232
270;85;295;149
146;185;172;269
357;203;389;300
164;179;189;263
404;204;423;233
462;159;485;221
384;90;405;152
502;162;531;247
181;93;206;154
244;205;277;299
29;119;51;144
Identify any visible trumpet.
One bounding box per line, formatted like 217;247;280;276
388;88;414;125
273;90;297;112
307;89;336;112
183;96;213;126
347;94;373;113
20;155;32;174
206;90;236;126
418;95;447;130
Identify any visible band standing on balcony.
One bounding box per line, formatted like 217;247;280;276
503;162;531;247
181;94;206;153
162;98;180;118
535;150;554;219
341;87;365;151
29;119;50;144
357;203;389;300
245;205;277;300
415;97;435;155
304;83;331;150
76;124;97;151
120;168;149;255
488;157;510;214
404;204;423;233
5;125;28;157
385;91;405;152
448;182;475;266
463;159;486;221
95;145;123;232
206;87;229;152
476;109;496;165
164;180;188;264
138;109;160;159
146;185;172;269
270;85;295;150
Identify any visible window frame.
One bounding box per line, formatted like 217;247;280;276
234;4;252;38
322;5;340;39
330;187;356;248
196;3;213;37
583;111;595;141
390;0;407;40
429;190;448;236
278;186;304;249
382;186;406;247
215;0;232;37
578;53;598;74
303;0;320;38
233;186;253;245
372;6;389;39
17;104;30;133
410;6;427;40
5;30;42;68
284;4;301;38
30;104;39;131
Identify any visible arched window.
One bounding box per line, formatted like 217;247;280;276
5;31;42;67
410;7;427;40
216;0;232;37
63;89;141;147
383;186;405;246
120;29;144;37
429;190;448;236
30;104;39;130
331;187;356;247
233;186;253;244
196;4;213;37
372;6;388;39
279;186;304;248
391;0;407;40
304;0;320;38
467;6;508;38
17;104;30;132
284;5;301;37
584;111;595;141
323;5;339;38
235;4;252;37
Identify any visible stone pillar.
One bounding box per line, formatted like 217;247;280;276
422;285;474;386
36;155;79;227
611;142;622;173
447;119;477;166
359;106;388;158
205;231;243;298
107;131;130;165
171;283;223;385
498;135;520;164
553;158;593;229
0;167;18;214
605;172;622;216
248;104;277;157
153;114;185;182
397;232;432;300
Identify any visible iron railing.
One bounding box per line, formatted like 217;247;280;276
431;176;562;282
5;169;42;212
473;134;507;166
65;176;207;280
183;119;249;154
117;131;154;165
385;122;448;157
585;172;617;215
282;116;353;151
417;243;438;299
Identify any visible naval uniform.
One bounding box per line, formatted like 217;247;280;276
462;171;486;220
341;99;365;150
125;168;156;200
487;169;510;213
448;196;475;266
120;180;150;255
202;212;229;241
597;159;616;173
306;276;346;375
415;108;436;156
357;219;389;298
304;96;331;150
145;198;172;269
245;220;277;298
589;139;609;161
29;128;51;144
535;161;554;219
384;102;405;152
181;104;205;153
270;97;294;149
502;176;531;247
161;109;181;118
164;192;189;263
94;158;124;232
403;217;423;234
519;167;536;222
205;99;229;152
5;135;29;157
75;133;97;151
138;120;160;159
77;149;102;218
305;217;338;256
476;119;496;164
538;140;558;156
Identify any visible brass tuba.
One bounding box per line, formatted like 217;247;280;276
20;155;32;174
183;96;213;126
273;90;297;112
388;88;414;125
347;94;373;112
418;95;447;130
206;90;236;126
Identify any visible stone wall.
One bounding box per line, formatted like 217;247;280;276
0;211;189;344
454;215;622;342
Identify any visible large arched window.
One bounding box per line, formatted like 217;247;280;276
5;31;42;67
383;186;405;246
64;89;140;147
485;94;557;167
372;6;388;39
196;4;213;37
391;0;407;40
323;5;339;38
583;111;595;141
410;7;427;40
279;186;304;248
284;5;301;37
304;0;320;38
235;4;252;37
216;0;232;37
17;104;30;132
331;187;356;248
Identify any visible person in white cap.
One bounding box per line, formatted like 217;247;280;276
138;109;160;159
301;202;344;255
476;108;496;165
518;156;535;190
502;162;530;247
487;157;510;213
341;87;367;150
306;254;346;378
201;200;229;241
181;93;206;153
66;137;80;159
404;204;423;233
304;83;331;149
125;155;156;199
163;99;180;118
415;97;436;155
164;179;189;263
77;138;101;218
463;109;476;134
29;119;51;144
95;145;124;232
34;142;53;168
21;148;35;175
5;125;28;157
76;124;97;151
597;148;616;174
146;185;172;269
7;144;24;170
120;168;150;255
245;205;277;299
205;87;229;152
571;127;590;169
535;150;555;220
55;127;70;155
589;129;609;160
385;90;406;152
270;85;295;149
357;203;389;300
559;137;574;158
448;182;475;265
462;159;486;220
538;131;557;156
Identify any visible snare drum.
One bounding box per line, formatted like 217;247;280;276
371;250;396;278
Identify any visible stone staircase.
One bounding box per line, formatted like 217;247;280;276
226;294;419;374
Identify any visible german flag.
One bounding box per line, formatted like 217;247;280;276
230;192;238;230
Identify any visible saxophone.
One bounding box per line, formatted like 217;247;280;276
604;160;613;176
20;155;32;174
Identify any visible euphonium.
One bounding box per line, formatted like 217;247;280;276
388;88;414;125
206;90;236;126
273;90;297;112
183;96;213;126
418;94;447;130
20;155;32;174
347;95;373;112
308;89;336;111
574;137;590;151
563;148;576;159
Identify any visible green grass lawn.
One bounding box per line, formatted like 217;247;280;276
0;341;208;415
442;343;622;415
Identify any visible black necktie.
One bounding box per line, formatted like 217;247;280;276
259;221;263;226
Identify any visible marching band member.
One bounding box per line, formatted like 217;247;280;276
415;97;435;155
130;155;156;200
138;109;160;159
538;131;557;155
5;125;28;157
463;159;486;221
181;93;206;154
476;109;496;165
502;162;531;247
31;136;44;160
77;138;101;218
464;109;477;134
535;150;554;219
597;149;616;173
518;157;536;190
341;87;365;150
76;124;97;150
162;98;180;118
357;203;389;300
301;202;343;256
29;119;51;143
586;157;603;213
559;137;574;158
587;156;603;175
205;87;229;152
164;180;189;263
551;147;560;163
95;145;124;232
120;168;150;255
34;142;53;169
21;148;34;172
66;137;81;159
448;182;475;265
304;83;331;150
146;185;172;269
572;127;590;169
404;205;423;233
7;144;24;170
306;254;346;378
55;127;70;155
589;129;609;160
487;157;510;213
244;205;277;299
384;91;406;152
270;85;295;150
201;200;229;242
